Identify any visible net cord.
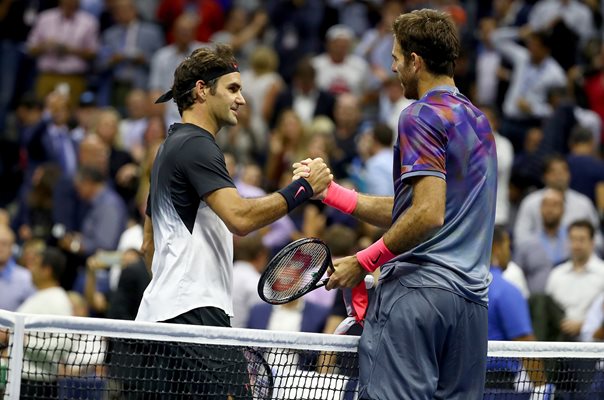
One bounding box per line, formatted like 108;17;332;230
0;310;357;352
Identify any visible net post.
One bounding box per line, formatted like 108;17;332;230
5;314;24;400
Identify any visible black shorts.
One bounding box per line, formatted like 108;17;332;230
157;307;253;400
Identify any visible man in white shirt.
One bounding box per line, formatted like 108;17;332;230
16;246;73;399
17;246;72;316
489;26;566;151
546;220;604;340
312;24;370;96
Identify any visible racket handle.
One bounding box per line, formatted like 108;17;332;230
316;277;330;287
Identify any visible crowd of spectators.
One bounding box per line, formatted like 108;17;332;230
1;0;604;366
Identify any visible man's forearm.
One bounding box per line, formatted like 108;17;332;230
382;203;442;255
352;194;394;228
207;190;290;236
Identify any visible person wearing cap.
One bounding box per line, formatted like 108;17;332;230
135;44;332;398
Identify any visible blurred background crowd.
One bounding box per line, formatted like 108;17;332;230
1;0;604;344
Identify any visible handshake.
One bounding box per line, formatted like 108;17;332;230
291;158;333;200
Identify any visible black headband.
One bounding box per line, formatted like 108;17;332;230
154;63;239;104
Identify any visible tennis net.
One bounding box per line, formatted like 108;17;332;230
2;310;604;399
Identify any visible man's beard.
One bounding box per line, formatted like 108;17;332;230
400;66;419;100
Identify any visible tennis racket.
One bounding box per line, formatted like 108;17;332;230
258;238;332;305
243;347;274;400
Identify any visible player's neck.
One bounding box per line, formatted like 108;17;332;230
418;75;456;98
182;107;219;136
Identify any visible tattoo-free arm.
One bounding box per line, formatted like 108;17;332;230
351;194;394;228
205;188;290;236
141;215;154;274
382;176;445;255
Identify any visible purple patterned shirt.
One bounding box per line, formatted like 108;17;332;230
382;86;497;305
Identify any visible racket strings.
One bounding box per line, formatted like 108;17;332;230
262;242;328;302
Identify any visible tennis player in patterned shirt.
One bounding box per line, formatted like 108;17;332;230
295;9;497;399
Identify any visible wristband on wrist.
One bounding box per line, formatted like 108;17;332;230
277;178;313;212
356;237;396;273
322;182;358;214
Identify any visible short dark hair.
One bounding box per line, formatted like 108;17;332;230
373;123;394;147
173;44;238;115
542;154;567;175
392;9;460;77
568;220;595;239
492;225;509;247
42;247;67;281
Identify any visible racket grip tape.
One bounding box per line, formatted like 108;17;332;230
278;178;313;212
356;237;396;272
322;182;358;214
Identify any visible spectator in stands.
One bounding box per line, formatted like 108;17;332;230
312;24;369;96
265;109;307;190
540;86;602;155
0;225;35;311
70;91;101;142
240;45;284;146
361;123;394;196
529;0;595;43
106;251;150;320
489;225;535;341
24;90;78;180
52;134;109;234
118;89;150;163
18;239;46;272
84;248;148;319
13;163;62;243
355;0;402;88
514;155;600;247
489;25;566;152
331;93;364;179
210;6;268;71
16;247;73;399
231;233;268;328
247;296;330;334
475;18;502;108
267;0;324;81
26;0;99;108
17;246;72;315
92;107;136;204
156;0;224;43
0;0;34;132
483;106;514;226
567;126;604;218
61;166;127;258
514;188;568;294
378;75;413;136
487;225;551;395
149;13;208;129
97;0;164;111
546;220;604;340
271;57;335;128
581;291;604;342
